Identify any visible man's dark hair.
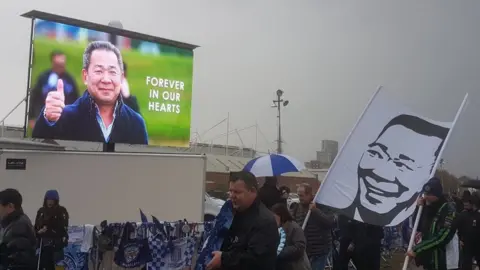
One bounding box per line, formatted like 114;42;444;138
0;188;22;209
471;195;480;208
463;197;473;204
375;114;449;171
83;41;123;72
463;190;471;199
50;50;64;60
264;176;277;186
279;186;290;194
271;203;293;224
230;171;258;191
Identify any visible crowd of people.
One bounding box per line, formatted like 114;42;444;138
205;173;480;270
0;189;69;270
1;174;479;270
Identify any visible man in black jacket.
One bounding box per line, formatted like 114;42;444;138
291;183;334;270
0;188;37;270
28;51;79;130
32;41;148;145
336;216;383;270
258;176;283;209
456;196;480;270
34;190;69;270
207;171;279;270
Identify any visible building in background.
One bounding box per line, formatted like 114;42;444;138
316;151;335;164
305;160;322;169
305;139;339;169
321;140;338;156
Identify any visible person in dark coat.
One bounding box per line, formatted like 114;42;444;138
32;41;148;145
334;215;384;270
34;190;69;270
207;171;279;270
259;176;283;209
120;62;141;114
0;188;37;270
28;51;79;130
350;220;384;270
272;203;311;270
291;183;334;270
279;186;291;205
456;196;480;270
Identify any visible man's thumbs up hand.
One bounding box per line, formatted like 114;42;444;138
44;79;65;122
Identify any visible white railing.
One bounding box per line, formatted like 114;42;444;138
0;95;28;137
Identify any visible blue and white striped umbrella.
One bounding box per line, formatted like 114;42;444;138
243;154;305;177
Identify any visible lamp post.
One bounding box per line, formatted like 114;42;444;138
272;89;289;154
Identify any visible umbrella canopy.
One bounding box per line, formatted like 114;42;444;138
243;154;305;177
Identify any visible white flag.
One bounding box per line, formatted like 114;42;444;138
315;89;454;226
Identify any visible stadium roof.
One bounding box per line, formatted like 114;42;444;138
206;154;316;178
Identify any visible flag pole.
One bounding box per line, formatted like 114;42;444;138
302;85;383;230
402;93;469;270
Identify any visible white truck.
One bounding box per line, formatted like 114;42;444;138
204;192;224;221
0;149;207;224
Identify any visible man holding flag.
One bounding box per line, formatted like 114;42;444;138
407;178;457;270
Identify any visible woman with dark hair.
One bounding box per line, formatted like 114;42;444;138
271;203;311;270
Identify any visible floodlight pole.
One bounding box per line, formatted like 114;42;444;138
272;89;288;154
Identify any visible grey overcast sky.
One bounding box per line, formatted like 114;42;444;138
0;0;479;177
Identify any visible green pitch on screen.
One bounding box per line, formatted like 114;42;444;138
28;38;193;147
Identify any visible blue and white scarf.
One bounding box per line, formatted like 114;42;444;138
195;200;233;270
277;227;286;255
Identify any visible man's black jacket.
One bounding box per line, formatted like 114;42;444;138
220;199;279;270
258;184;283;209
32;90;148;144
338;215;384;250
291;203;335;257
0;209;37;270
28;70;79;120
456;209;480;248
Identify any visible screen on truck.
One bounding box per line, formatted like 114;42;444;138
26;19;194;147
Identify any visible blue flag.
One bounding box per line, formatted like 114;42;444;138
139;209;148;223
195;200;233;270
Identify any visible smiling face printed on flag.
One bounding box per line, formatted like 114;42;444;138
315;89;453;227
356;115;448;224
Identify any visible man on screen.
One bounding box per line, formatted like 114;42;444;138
28;51;79;130
32;41;148;145
341;114;449;226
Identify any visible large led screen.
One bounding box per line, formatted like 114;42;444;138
26;19;194;147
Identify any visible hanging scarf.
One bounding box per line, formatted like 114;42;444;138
195;200;233;270
277;227;286;255
114;222;152;268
